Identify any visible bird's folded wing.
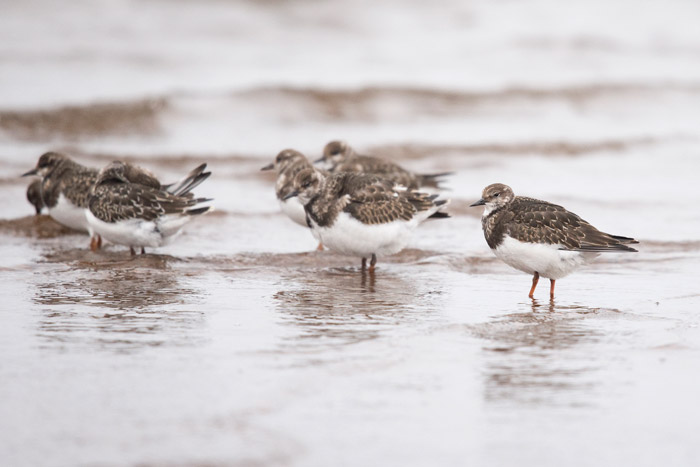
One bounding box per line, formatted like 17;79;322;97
91;185;194;223
506;197;635;251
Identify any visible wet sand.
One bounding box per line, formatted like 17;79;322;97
2;147;699;466
2;1;700;466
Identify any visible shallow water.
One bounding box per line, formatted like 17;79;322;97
2;1;700;466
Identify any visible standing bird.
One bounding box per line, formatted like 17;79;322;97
26;179;44;215
316;140;452;190
285;168;449;272
86;161;212;255
470;183;638;299
22;152;102;248
261;149;327;250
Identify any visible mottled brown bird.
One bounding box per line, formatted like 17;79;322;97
87;161;212;255
261;149;328;250
285;168;449;272
26;179;44;215
317;140;452;189
23;152;102;248
471;183;638;299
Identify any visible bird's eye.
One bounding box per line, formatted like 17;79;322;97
493;192;500;197
302;181;311;188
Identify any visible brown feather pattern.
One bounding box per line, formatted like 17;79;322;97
89;162;210;223
41;158;98;209
484;196;638;252
277;159;315;200
307;172;446;227
266;149;327;201
322;141;451;189
26;179;44;214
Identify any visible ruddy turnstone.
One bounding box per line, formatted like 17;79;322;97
316;140;452;189
26;179;44;215
470;183;638;299
285;168;450;272
22;151;102;247
86;161;212;255
261;149;327;250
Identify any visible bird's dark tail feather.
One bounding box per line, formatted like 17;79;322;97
418;172;454;188
428;198;450;219
575;244;638;252
186;205;214;216
164;163;211;197
611;235;639;244
428;211;450;219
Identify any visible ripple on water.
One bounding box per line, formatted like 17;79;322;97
31;250;206;352
468;302;625;408
271;267;444;353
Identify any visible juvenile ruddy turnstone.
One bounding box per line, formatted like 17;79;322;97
26;179;44;215
285;168;450;272
23;152;102;246
316;140;452;189
261;149;317;227
261;149;327;250
86;161;212;255
471;183;638;298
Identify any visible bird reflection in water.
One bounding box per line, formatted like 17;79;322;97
33;252;205;351
474;299;620;407
359;268;376;293
273;267;432;350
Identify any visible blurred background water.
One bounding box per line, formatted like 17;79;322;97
1;1;700;466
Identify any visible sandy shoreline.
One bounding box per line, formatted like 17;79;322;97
2;0;700;465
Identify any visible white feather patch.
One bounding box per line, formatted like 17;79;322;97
86;210;192;248
494;235;599;280
49;194;90;232
310;207;438;258
278;198;308;227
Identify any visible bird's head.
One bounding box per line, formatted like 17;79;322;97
470;183;514;214
23;152;70;178
316;140;354;167
283;168;323;205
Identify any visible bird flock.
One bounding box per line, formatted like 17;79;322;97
22;140;638;299
23;152;213;256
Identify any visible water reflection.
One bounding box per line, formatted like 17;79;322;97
474;300;621;407
33;250;206;351
273;268;434;349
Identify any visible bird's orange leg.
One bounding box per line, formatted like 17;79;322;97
528;272;540;298
549;279;556;299
130;246;136;256
89;236;98;252
316;242;324;251
97;235;102;249
361;257;367;271
368;253;377;274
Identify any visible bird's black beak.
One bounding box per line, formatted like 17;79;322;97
260;163;274;171
22;168;38;177
313;157;324;164
283;190;299;200
470;198;486;207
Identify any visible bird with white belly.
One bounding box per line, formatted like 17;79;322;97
285;168;450;272
86;161;213;255
471;183;638;299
